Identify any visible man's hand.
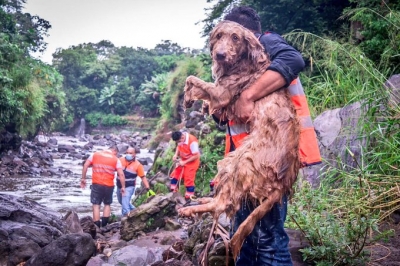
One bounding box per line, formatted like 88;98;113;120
234;90;254;122
120;187;126;196
80;178;86;189
178;160;186;167
172;155;178;161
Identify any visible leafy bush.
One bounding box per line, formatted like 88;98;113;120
85;112;128;127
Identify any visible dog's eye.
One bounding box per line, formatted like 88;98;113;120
232;34;239;42
216;33;222;39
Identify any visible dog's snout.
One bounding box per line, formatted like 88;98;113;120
216;52;226;61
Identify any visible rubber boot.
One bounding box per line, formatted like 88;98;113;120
94;220;101;228
101;216;109;227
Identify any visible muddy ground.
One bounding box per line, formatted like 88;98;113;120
366;222;400;266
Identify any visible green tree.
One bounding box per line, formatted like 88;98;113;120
343;0;400;73
99;85;117;114
0;0;65;138
201;0;352;36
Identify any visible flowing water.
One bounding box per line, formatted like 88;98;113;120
0;135;154;219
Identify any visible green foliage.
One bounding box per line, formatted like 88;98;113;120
85;112;128;127
0;2;66;137
284;32;388;116
98;85;117;114
195;122;225;195
201;0;351;36
288;177;375;265
343;2;400;73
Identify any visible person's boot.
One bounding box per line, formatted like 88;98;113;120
101;216;109;227
94;220;101;228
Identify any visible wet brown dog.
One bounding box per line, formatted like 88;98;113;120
180;20;301;261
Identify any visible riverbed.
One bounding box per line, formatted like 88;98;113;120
0;135;154;219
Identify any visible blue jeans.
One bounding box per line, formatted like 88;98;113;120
117;186;136;216
233;195;292;266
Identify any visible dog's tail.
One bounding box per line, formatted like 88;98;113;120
229;189;281;260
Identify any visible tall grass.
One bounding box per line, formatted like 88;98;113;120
284;32;400;264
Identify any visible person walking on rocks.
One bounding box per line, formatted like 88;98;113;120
170;131;200;200
117;147;153;216
81;145;125;227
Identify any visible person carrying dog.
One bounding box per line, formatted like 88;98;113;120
211;6;321;266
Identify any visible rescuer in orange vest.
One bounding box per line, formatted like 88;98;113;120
209;6;322;266
117;147;154;216
169;131;200;199
81;146;125;228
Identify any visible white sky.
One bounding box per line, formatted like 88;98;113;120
24;0;213;64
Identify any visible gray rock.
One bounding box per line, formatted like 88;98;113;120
107;245;163;266
25;233;95;266
0;194;67;264
120;193;178;241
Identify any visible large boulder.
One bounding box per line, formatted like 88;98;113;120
301;102;367;187
0;194;67;265
25;233;95;266
120;193;179;241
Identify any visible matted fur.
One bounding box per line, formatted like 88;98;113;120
180;21;301;261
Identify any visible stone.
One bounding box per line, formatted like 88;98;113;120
164;218;181;231
120;193;178;241
25;233;95;266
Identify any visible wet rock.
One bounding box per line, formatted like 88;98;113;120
0;154;13;165
117;143;129;154
105;245;163;265
83;142;94;150
47;138;58;145
120;193;178;241
8;239;41;266
25;233;95;266
58;144;76;153
164;218;181;231
0;194;67;264
151;259;194;266
80;216;96;239
64;210;83;234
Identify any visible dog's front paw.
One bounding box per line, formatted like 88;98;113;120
178;206;196;217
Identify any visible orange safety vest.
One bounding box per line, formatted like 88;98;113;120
177;133;200;167
225;78;321;166
91;150;119;186
117;157;145;188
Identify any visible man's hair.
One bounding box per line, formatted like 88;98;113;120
171;131;183;141
109;145;118;152
224;6;262;33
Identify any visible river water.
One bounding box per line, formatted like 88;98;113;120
0;136;154;219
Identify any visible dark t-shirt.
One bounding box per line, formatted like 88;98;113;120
257;32;305;86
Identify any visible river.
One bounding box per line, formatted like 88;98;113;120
0;135;154;219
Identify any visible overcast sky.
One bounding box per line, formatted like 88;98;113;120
24;0;213;64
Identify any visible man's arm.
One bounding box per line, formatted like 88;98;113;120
141;176;150;190
179;153;200;166
172;146;180;161
81;160;91;189
137;165;150;190
234;33;305;121
235;70;286;122
117;168;126;195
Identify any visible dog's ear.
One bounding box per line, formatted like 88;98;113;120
243;29;268;65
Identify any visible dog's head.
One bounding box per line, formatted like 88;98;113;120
209;21;267;79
